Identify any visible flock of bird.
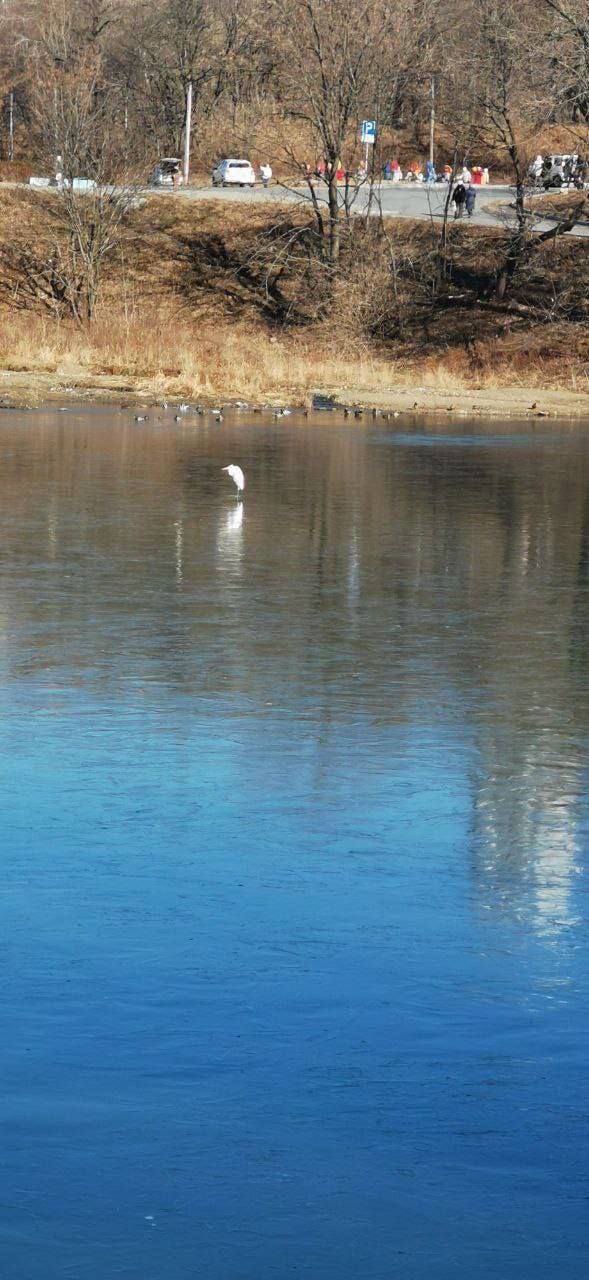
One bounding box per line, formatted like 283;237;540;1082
132;404;248;495
130;401;410;500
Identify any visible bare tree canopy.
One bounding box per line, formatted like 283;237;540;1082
0;0;587;322
0;0;586;175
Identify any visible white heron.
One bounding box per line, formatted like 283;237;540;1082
222;464;245;496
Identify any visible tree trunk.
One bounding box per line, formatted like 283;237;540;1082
327;169;340;267
495;159;528;300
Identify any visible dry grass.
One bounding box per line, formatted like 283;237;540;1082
1;309;587;407
0;309;398;403
528;190;589;223
416;338;589;393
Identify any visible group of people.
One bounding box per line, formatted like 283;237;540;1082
303;160;348;182
383;160;490;186
297;159;487;214
450;179;477;218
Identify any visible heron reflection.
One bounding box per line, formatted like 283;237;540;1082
216;500;244;573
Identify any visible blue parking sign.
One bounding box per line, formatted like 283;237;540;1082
361;120;376;144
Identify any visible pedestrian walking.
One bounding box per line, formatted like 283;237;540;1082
260;162;272;188
465;184;477;217
529;153;543;185
453;180;466;218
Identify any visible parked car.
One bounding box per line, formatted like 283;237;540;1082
212;158;256;188
150;158;183;187
541;154;581;189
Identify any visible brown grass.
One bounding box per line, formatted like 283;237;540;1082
528;191;589;223
0;309;396;402
1;309;587;408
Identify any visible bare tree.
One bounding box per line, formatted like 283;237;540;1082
270;0;413;270
125;0;223;157
542;0;589;122
214;0;276;123
447;0;550;298
27;39;137;323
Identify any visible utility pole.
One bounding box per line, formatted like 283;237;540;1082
429;75;435;167
183;80;192;185
8;90;14;161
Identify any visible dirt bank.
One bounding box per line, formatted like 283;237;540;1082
1;365;588;420
333;384;589;419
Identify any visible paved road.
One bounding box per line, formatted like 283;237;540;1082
155;178;507;224
154;179;589;235
16;173;588;236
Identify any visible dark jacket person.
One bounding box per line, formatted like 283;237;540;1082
453;181;466;217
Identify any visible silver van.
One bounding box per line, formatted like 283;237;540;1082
150;158;183;187
541;154;580;189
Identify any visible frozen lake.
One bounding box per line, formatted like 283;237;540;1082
0;407;587;1278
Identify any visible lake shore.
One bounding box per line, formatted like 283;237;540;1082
1;366;589;420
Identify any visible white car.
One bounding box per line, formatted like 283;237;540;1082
212;158;256;188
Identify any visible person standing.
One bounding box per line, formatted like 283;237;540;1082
465;184;477;217
530;154;543;185
260;162;272;188
453;180;466;218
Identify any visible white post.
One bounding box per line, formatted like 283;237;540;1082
183;80;192;185
364;139;369;174
429;76;435;167
8;89;14;161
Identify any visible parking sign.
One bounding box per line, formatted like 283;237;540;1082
361;120;376;144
